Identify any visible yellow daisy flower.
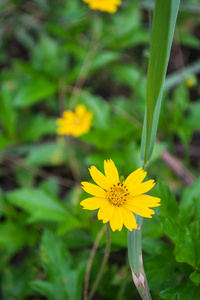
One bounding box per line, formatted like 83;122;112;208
83;0;121;13
56;104;93;137
80;159;161;231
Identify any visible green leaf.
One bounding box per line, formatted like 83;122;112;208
155;181;200;268
26;142;68;167
179;31;200;49
89;51;120;73
0;220;38;254
0;83;17;138
110;228;127;247
79;95;110;130
111;64;145;88
145;245;176;290
160;282;200;300
30;281;56;300
20;114;56;142
29;230;85;300
141;0;180;164
14;77;57;108
40;178;59;198
169;85;192;145
177;179;200;225
31;35;67;77
14;166;35;188
61;229;93;248
2;259;37;299
111;64;146;103
153;180;179;219
188;102;200;130
180;178;200;209
6;188;79;226
105;2;149;50
190;271;200;286
142;217;164;239
142;237;166;255
161;217;197;268
0;134;10;151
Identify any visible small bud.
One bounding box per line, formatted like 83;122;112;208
119;176;124;183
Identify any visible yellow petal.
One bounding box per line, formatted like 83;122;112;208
80;197;109;210
124;168;143;185
109;206;117;231
89;166;110;190
104;159;119;185
128;195;161;207
116;207;123;231
84;111;93;123
120;206;137;231
97;203;114;222
81;182;107;197
130;180;155;196
125;168;147;191
83;0;121;13
56;127;71;135
63;110;75;120
56;118;66;126
75;104;86;117
124;203;155;218
109;206;123;231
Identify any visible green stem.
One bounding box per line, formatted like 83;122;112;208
84;225;106;300
128;216;152;300
66;136;81;183
70;12;101;108
88;223;111;300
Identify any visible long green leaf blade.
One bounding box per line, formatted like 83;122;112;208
129;1;180;299
141;0;180;165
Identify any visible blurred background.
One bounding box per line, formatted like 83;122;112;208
0;0;200;299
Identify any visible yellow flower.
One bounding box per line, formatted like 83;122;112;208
56;104;93;137
80;159;161;231
83;0;121;13
185;75;197;89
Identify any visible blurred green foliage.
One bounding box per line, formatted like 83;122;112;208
0;0;200;299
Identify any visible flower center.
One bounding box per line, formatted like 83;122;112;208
75;118;81;124
107;182;129;206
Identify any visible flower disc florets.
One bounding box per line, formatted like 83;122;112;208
107;183;129;206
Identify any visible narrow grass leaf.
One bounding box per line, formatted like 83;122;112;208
130;1;180;299
141;0;180;165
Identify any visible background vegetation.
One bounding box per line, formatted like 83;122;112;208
0;0;200;299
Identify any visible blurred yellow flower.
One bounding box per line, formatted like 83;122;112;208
185;75;198;89
80;159;160;231
83;0;121;13
56;104;93;137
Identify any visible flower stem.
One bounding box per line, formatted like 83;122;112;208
88;223;111;300
84;225;106;300
66;136;81;183
70;12;101;108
